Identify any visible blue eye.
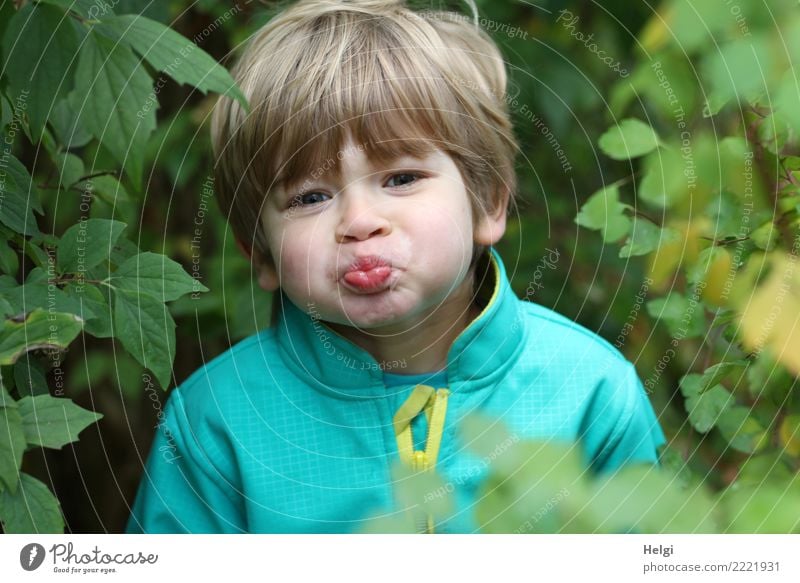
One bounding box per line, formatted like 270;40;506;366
386;173;422;188
288;192;330;208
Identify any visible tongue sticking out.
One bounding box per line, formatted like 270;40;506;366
344;266;392;289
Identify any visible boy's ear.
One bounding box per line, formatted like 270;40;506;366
474;187;510;246
235;238;280;292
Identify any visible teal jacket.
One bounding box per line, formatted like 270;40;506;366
126;248;666;533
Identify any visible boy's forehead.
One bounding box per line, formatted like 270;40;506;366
276;132;442;192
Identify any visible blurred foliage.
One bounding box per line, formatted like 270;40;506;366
0;0;798;533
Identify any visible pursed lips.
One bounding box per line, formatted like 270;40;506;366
341;255;394;292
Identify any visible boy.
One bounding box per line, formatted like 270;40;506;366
127;0;666;534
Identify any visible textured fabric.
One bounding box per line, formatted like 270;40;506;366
126;248;666;534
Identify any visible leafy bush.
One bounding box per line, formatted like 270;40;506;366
0;0;243;532
572;0;800;532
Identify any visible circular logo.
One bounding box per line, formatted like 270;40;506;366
19;543;46;571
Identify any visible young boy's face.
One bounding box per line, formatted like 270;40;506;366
252;134;507;333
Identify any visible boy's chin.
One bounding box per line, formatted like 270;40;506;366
317;299;427;334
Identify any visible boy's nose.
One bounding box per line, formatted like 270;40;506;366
334;189;392;243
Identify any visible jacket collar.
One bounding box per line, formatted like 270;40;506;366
273;247;525;399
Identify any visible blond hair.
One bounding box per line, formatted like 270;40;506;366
211;0;519;265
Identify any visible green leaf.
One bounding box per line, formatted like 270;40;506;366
0;155;41;235
703;35;773;106
719;482;800;533
699;360;748;391
458;412;517;462
53;151;85;189
64;283;112;338
2;154;43;215
0;297;13;318
389;461;455;525
645;293;706;339
0;472;64;533
0;240;19;275
758;112;792;156
99;15;247;108
638;147;689;208
55;152;85;189
587;465;718;533
668;0;730;53
702;91;731;118
58;219;127;274
474;439;587;533
108;251;207;301
1;3;80;141
76;174;131;205
717;406;768;454
679;373;703;399
0;309;83;366
575;185;632;242
0;392;25;493
49;96;94;149
73;31;156;185
0;94;12;131
37;0;103;19
18;395;102;449
737;452;794;486
13;356;50;397
775;73;800;135
751;221;778;251
685;385;733;433
3;280;88;318
619;220;667;258
113;289;175;387
598;119;660;160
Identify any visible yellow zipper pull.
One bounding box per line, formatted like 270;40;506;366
412;450;429;472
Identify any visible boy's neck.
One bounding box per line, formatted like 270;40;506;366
325;266;487;376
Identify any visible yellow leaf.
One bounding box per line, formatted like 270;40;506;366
780;415;800;457
737;253;800;376
647;218;709;289
701;248;734;308
638;3;676;53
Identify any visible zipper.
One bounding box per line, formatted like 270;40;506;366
393;386;450;533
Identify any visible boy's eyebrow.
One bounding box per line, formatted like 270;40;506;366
276;152;439;194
